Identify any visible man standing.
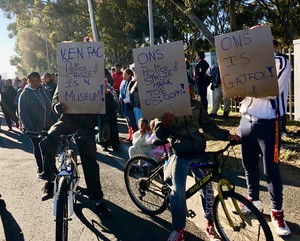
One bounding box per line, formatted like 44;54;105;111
112;63;123;98
235;38;291;237
207;64;231;117
42;72;57;97
194;51;210;112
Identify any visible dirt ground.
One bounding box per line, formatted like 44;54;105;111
207;112;300;167
205;112;300;238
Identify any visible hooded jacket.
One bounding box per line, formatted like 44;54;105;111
18;85;56;131
155;98;230;158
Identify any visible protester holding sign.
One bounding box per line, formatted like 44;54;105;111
39;41;111;218
155;95;241;241
235;27;291;237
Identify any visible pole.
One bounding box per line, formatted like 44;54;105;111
45;38;50;72
87;0;99;41
148;0;154;46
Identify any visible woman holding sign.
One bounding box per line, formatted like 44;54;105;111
119;68;138;142
235;33;291;237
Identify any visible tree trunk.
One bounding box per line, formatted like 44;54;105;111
169;0;215;47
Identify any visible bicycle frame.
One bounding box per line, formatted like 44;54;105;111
183;146;248;229
53;136;80;218
186;167;222;199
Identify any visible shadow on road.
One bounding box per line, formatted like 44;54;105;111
74;196;201;241
0;199;24;241
0;129;32;154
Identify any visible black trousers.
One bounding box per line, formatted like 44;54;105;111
40;121;103;201
197;82;208;113
2;106;18;128
30;136;44;173
238;116;283;210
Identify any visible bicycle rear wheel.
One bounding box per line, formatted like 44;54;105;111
56;176;69;241
213;190;273;241
124;155;168;215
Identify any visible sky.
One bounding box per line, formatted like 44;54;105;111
0;11;17;79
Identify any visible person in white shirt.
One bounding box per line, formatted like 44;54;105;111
128;118;153;158
235;37;291;237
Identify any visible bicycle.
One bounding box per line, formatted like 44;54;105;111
26;130;96;241
124;139;274;241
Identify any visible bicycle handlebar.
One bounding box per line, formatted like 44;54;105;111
213;140;241;157
24;130;48;138
24;129;98;140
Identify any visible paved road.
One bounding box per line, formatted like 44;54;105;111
1;113;299;241
0;116;206;241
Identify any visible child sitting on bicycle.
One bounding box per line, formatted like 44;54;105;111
154;96;241;241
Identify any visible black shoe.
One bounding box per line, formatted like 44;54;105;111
42;181;54;201
95;202;112;218
223;111;229;117
36;171;46;180
102;146;109;151
209;113;218;117
112;145;119;151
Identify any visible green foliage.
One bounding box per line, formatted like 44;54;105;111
1;0;299;76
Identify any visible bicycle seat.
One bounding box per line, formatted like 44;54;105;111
152;139;169;147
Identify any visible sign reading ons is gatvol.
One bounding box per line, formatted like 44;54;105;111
57;42;105;114
133;41;191;119
215;25;279;98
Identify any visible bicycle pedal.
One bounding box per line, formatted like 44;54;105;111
187;209;196;218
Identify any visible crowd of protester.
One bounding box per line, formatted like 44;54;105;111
0;38;294;240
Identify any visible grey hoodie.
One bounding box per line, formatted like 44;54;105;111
18;85;57;131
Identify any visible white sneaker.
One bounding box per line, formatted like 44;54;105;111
240;200;263;214
232;199;263;214
271;210;291;237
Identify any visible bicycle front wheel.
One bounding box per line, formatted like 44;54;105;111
124;155;168;215
56;176;69;241
213;190;273;241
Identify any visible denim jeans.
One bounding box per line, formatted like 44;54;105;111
133;106;143;126
164;154;214;230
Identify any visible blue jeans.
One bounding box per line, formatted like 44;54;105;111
164;154;214;230
133;106;143;126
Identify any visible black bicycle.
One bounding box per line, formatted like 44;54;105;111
124;140;273;241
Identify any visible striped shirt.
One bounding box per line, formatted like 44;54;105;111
240;54;291;119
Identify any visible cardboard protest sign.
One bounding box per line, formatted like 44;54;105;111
133;41;191;119
57;42;105;114
215;25;278;98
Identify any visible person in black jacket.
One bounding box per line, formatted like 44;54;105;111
194;51;210;113
39;87;112;218
0;79;19;131
42;72;57;97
